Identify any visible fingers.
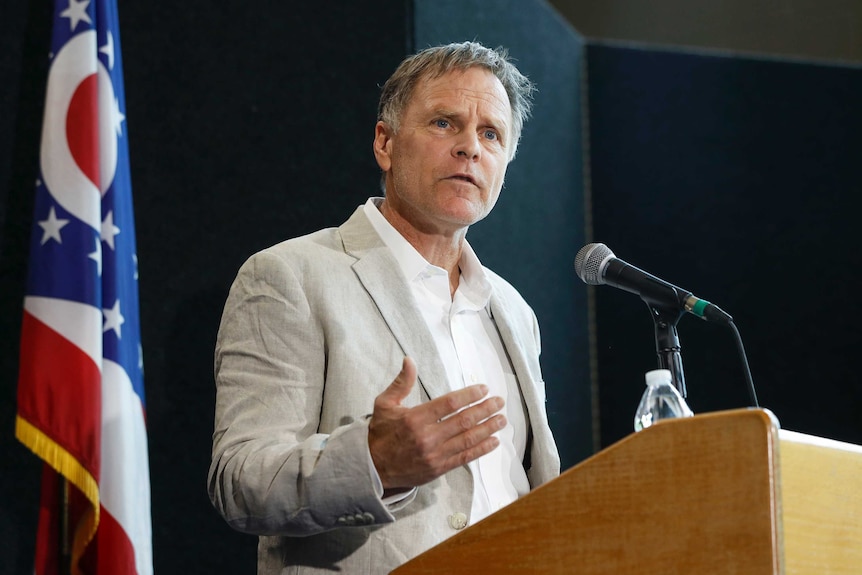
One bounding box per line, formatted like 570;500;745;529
438;402;506;462
375;356;418;409
368;356;508;490
424;383;495;424
445;432;502;470
376;357;491;423
444;394;504;428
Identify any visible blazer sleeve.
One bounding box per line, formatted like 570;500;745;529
207;249;404;536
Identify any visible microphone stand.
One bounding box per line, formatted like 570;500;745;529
649;304;687;398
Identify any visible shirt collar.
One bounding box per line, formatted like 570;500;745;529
362;197;492;306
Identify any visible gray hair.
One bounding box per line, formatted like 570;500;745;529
377;41;536;160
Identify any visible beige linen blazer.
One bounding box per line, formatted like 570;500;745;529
209;205;560;575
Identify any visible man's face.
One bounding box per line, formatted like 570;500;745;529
373;67;513;236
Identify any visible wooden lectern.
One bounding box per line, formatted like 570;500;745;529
392;409;862;574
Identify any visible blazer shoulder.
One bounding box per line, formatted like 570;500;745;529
247;204;380;266
484;267;532;312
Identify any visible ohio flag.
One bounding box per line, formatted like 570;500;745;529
15;0;152;574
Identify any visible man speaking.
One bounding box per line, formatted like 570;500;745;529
208;41;560;574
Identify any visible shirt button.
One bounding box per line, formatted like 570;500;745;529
448;512;468;530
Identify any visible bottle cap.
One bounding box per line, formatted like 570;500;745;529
645;369;673;387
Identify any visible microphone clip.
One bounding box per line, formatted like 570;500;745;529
648;303;687;398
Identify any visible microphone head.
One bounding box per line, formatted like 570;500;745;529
574;243;614;285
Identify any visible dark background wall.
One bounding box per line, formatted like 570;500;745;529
585;44;862;447
550;0;860;457
1;1;586;573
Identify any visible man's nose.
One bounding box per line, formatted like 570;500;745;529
452;131;481;160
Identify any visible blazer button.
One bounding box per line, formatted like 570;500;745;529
448;512;468;530
360;512;375;525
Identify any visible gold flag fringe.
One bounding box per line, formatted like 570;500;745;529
16;415;100;575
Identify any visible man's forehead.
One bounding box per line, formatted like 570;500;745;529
412;68;511;115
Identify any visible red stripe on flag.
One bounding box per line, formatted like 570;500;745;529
34;465;61;575
17;310;102;477
33;466;138;575
81;504;139;574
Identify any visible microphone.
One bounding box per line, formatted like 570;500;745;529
574;242;732;324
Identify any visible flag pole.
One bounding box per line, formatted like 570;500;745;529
60;476;71;575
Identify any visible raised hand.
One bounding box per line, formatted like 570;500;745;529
368;357;506;490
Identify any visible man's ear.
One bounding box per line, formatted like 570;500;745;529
373;121;394;172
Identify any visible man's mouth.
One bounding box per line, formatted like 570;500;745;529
448;173;477;186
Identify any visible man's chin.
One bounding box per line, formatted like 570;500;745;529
445;194;495;222
437;205;489;229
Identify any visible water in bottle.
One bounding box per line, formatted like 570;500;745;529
634;368;694;432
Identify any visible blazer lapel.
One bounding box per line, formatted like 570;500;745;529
489;291;560;484
487;293;544;431
340;206;559;483
339;207;452;402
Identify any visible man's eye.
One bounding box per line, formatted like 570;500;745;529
484;130;498;140
434;119;450;128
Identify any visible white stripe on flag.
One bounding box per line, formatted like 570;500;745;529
25;296;102;368
101;359;153;575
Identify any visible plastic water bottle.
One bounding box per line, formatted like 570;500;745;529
633;369;694;432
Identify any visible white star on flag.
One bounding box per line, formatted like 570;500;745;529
88;236;102;275
101;210;120;250
102;299;125;337
100;30;115;70
113;97;126;137
60;0;92;32
38;206;70;245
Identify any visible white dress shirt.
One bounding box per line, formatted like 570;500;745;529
363;198;529;525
